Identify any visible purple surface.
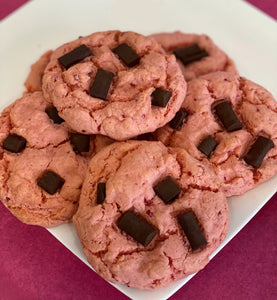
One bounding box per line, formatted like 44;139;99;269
0;0;29;20
0;1;277;299
246;0;277;19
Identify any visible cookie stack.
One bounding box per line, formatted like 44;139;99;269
1;30;276;290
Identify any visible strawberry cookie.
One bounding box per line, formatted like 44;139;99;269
42;30;187;140
0;92;95;227
149;31;237;81
24;50;53;93
154;72;277;196
73;141;228;289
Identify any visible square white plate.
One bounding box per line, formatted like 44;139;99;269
0;0;277;299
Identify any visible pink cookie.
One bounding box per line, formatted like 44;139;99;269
42;30;187;140
149;31;237;81
24;50;53;93
154;72;277;196
0;92;97;227
73;141;228;289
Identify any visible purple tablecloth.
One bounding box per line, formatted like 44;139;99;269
0;1;276;299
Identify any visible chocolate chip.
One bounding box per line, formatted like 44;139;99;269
154;176;181;204
178;211;207;251
3;134;27;153
173;44;209;65
214;101;243;132
37;171;65;195
113;43;140;67
151;88;172;107
58;44;92;69
117;210;158;247
244;136;274;168
70;133;90;152
90;68;114;100
197;135;218;157
169;109;188;130
45;106;64;124
97;182;106;204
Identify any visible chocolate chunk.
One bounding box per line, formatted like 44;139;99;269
197;135;218;157
154;176;181;204
45;106;64;124
70;133;90;152
178;211;207;251
169;109;188;130
244;136;274;168
117;210;158;247
151;88;172;107
113;43;140;67
37;171;65;195
3;134;27;153
214;101;243;132
58;44;92;69
90;68;114;100
173;44;209;65
97;182;106;204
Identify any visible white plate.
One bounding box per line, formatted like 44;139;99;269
0;0;277;299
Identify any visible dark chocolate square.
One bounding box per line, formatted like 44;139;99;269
178;210;207;251
154;176;181;204
58;44;92;69
3;134;27;153
197;135;218;157
70;133;90;153
45;106;64;124
97;182;106;204
37;171;65;195
151;88;172;107
90;68;114;100
173;44;209;65
244;136;274;168
113;43;140;67
214;101;243;132
169;109;188;130
117;210;158;247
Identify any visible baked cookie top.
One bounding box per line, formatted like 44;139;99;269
73;141;228;289
0;92;92;227
154;72;277;196
149;31;237;81
42;30;187;140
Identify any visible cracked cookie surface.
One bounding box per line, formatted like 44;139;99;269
0;92;95;227
149;31;237;81
73;141;228;289
154;72;277;196
42;30;187;140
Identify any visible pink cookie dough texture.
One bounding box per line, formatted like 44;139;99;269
154;72;277;196
149;31;237;81
42;30;187;140
0;92;94;227
73;141;229;289
24;50;53;92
